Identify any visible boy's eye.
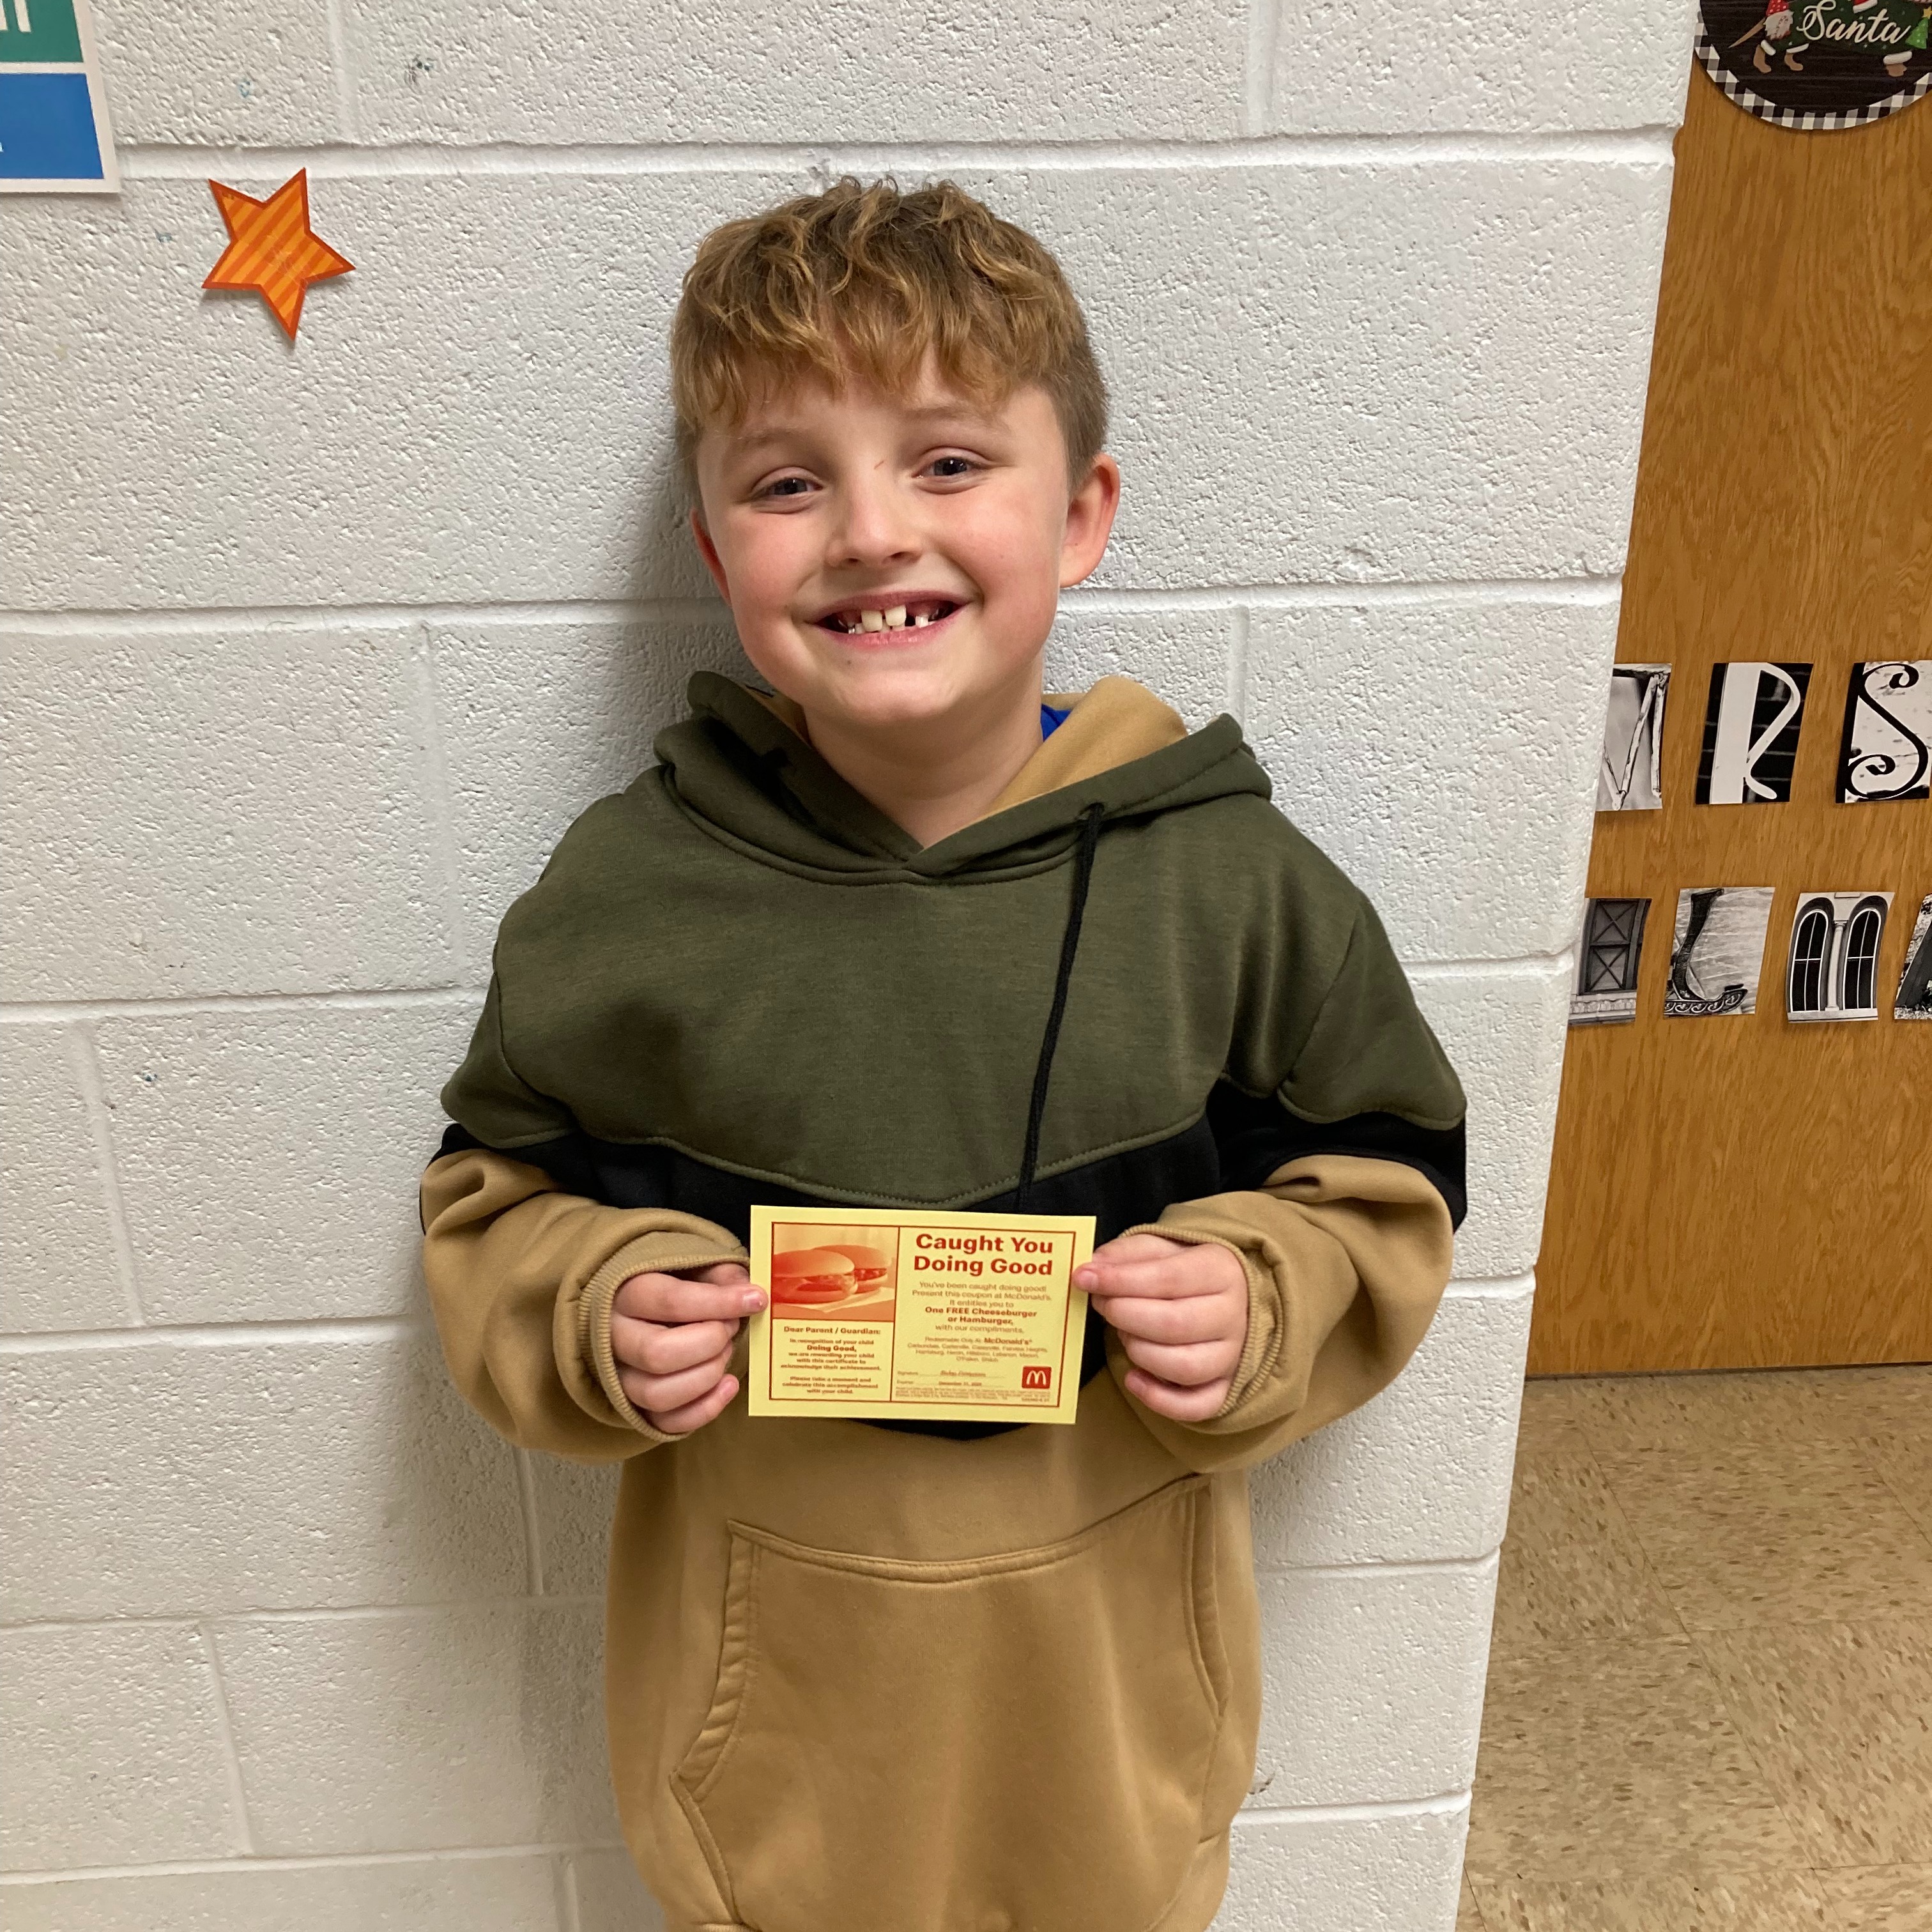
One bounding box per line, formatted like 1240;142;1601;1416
927;456;978;479
759;475;813;499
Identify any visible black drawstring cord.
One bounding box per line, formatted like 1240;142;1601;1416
1014;802;1107;1212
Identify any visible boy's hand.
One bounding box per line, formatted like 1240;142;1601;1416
1075;1234;1250;1423
610;1262;766;1436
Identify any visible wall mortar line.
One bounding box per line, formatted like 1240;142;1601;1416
1234;1790;1471;1828
1245;0;1284;136
0;578;1625;637
1;987;484;1025
66;1022;146;1326
408;627;472;985
515;1450;548;1597
196;1621;260;1857
109;128;1678;181
0;1842;631;1886
320;0;362;141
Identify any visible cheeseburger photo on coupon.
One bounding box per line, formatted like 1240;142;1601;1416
769;1246;855;1305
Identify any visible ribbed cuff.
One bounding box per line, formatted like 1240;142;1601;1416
1112;1220;1275;1422
578;1234;750;1441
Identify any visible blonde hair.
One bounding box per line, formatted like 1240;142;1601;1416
671;176;1108;503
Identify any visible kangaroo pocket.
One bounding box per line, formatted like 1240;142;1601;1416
672;1475;1229;1932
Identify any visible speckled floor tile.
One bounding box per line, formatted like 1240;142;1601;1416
1465;1634;1804;1878
1491;1421;1682;1649
1468;1869;1831;1930
1812;1865;1932;1930
1595;1438;1932;1629
1554;1371;1844;1462
1802;1367;1932;1540
1800;1367;1932;1445
1695;1619;1932;1868
1459;1874;1490;1930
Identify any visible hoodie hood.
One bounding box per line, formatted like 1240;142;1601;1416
652;671;1272;878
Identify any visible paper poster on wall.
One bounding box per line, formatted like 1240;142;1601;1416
1696;663;1812;804
0;0;118;194
1597;666;1671;811
1570;898;1652;1026
1837;661;1931;802
1786;891;1893;1020
1696;1;1932;134
1894;896;1932;1020
1662;887;1775;1017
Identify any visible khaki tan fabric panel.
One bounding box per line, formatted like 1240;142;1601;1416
1530;66;1932;1374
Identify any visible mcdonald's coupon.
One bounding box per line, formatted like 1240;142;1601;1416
747;1204;1095;1425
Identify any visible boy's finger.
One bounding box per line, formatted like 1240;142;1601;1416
1094;1292;1235;1346
610;1313;740;1376
1118;1333;1239;1388
645;1372;741;1438
679;1261;752;1287
616;1344;735;1418
616;1271;766;1324
1077;1248;1230;1300
1121;1366;1232;1423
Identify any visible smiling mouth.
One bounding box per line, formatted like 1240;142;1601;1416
815;599;960;636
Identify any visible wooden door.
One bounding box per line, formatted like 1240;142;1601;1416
1528;66;1932;1374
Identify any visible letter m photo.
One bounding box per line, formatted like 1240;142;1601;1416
1020;1365;1053;1390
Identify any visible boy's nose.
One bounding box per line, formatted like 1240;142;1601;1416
827;474;921;567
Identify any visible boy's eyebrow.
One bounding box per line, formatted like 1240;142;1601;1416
727;401;1001;452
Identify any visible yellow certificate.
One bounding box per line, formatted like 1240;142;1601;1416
747;1204;1096;1425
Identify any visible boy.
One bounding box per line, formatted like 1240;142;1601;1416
422;177;1464;1932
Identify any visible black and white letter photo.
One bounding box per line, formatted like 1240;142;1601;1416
1785;891;1892;1022
1896;896;1932;1021
1662;887;1775;1017
1696;662;1811;804
1570;898;1651;1025
1837;661;1931;804
1596;665;1670;811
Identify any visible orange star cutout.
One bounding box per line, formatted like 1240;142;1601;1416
202;169;353;339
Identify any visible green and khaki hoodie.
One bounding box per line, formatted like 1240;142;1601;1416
422;671;1465;1932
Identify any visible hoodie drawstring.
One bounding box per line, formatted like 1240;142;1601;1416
1014;802;1107;1211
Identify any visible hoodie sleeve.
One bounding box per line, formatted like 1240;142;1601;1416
420;973;748;1462
1109;891;1464;1474
420;1147;749;1462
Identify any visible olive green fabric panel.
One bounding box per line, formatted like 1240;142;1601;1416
440;970;575;1149
444;769;1461;1204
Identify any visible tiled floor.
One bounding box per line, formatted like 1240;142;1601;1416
1461;1366;1932;1932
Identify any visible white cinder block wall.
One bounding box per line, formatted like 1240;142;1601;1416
1;4;1692;1925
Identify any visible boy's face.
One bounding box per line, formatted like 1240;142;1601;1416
689;352;1118;735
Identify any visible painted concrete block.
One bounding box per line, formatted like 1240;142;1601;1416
0;1334;528;1621
1411;964;1572;1282
0;1023;128;1333
1246;1561;1497;1807
431;616;746;960
3;172;795;611
0;1623;240;1872
344;1;1246;145
90;0;342;145
960;162;1670;589
1267;0;1701;134
1217;1802;1470;1931
6;160;1667;610
0;629;456;1000
527;1452;620;1600
572;1848;670;1932
1245;597;1616;962
1248;1284;1532;1568
214;1599;616;1853
1048;605;1235;727
94;1000;476;1322
0;1855;565;1932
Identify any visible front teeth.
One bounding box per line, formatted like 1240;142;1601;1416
884;605;907;629
860;608;886;632
831;602;947;632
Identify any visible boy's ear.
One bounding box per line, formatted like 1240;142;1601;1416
1058;452;1121;592
688;505;733;606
